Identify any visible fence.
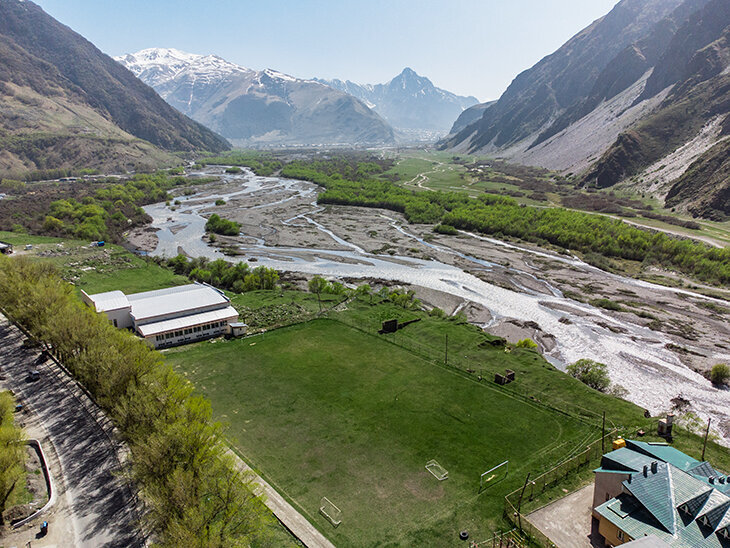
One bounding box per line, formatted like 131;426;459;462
469;529;528;548
503;431;617;548
328;312;611;430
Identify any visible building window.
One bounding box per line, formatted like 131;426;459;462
113;319;118;327
617;530;624;541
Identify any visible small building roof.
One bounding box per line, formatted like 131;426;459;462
136;306;238;337
626;440;700;472
595;459;730;546
596;446;658;474
85;290;130;312
128;283;229;322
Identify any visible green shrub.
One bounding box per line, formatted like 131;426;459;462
567;359;610;392
590;298;624;311
516;338;538;349
205;214;241;236
710;363;730;385
434;224;458;235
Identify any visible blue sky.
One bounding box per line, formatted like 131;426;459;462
34;0;620;101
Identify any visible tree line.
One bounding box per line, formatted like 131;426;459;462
164;255;279;293
0;256;275;546
279;160;730;285
0;391;25;525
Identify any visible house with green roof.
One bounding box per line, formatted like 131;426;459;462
592;440;730;546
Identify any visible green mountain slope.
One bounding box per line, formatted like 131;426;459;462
0;0;229;176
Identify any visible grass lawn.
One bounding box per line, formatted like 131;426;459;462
166;319;596;547
0;230;187;295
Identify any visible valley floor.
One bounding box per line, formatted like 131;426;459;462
128;169;730;443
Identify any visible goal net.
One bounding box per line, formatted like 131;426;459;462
319;497;342;527
480;460;508;490
425;459;449;481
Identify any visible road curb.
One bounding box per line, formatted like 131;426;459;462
12;439;56;529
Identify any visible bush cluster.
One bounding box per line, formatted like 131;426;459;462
44;172;186;242
205;214;241;236
165;255;279;293
0;391;25;525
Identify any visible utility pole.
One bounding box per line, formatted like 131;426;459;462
516;472;531;532
702;418;712;461
444;334;448;365
602;411;606;454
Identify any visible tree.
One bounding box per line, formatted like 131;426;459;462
567;359;610;392
0;391;25;524
711;363;730;386
308;276;329;312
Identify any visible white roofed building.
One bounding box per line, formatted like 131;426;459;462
81;283;240;348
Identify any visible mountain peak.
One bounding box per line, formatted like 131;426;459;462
319;70;478;132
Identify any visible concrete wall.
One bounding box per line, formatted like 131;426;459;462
593;471;630;510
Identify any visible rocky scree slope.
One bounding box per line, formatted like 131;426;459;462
441;0;730;219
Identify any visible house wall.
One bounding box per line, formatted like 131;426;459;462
598;517;631;546
593;472;631;510
104;307;133;329
144;320;231;349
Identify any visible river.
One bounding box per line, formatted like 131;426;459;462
143;167;730;443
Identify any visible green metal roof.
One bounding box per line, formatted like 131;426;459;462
624;463;676;533
626;440;700;472
600;446;657;473
595;454;730;547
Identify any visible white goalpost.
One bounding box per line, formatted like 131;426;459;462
480;460;509;490
319;497;342;527
425;459;449;481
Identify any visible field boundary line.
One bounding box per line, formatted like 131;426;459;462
225;446;336;548
325;316;600;429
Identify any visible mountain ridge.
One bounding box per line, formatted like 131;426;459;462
0;0;229;153
440;0;730;219
317;68;478;133
118;48;395;147
0;0;230;176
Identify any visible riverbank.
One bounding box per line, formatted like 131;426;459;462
130;166;730;444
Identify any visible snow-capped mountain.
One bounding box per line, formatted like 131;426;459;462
117;48;394;146
116;48;248;90
318;68;479;133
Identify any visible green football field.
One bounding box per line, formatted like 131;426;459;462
166;319;597;547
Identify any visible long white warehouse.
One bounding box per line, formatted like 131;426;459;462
81;283;240;348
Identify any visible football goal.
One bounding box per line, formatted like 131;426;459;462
425;459;449;481
480;460;509;490
319;497;342;527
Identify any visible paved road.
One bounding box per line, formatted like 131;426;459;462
0;314;144;547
